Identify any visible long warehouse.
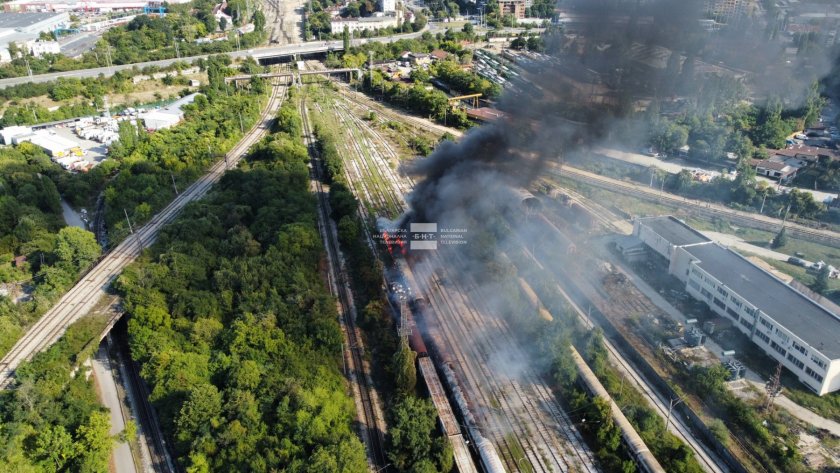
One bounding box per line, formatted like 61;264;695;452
633;216;840;395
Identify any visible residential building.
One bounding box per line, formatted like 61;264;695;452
633;216;840;395
772;144;840;163
380;0;395;13
705;0;746;24
750;158;801;182
499;0;525;19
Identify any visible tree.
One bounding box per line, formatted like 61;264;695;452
387;396;447;471
253;10;266;33
527;36;545;52
343;26;350;54
812;265;830;295
771;226;787;249
462;22;474;35
73;411;113;473
55;226;101;271
392;339;417;394
34;425;76;471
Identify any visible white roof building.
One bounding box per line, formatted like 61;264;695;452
330;12;401;34
634;216;840;395
139;93;198;131
25;39;59;57
0;12;69;62
26;131;80;157
0;125;32;144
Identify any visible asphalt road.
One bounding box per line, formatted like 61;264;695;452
59;31;103;58
91;344;137;473
0;29;431;89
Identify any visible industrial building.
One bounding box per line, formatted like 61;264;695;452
139;93;198;131
330;12;401;34
21;131;82;157
0;125;31;144
25;39;59;56
0;12;69;62
633;216;840;395
2;0;189;13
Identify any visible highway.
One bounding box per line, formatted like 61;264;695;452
0;29;432;88
0;85;286;389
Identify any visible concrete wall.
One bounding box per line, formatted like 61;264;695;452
634;219;672;260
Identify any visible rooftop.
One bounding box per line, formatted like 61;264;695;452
0;12;64;30
638;216;710;247
750;159;791;172
686;243;840;359
772;144;840;161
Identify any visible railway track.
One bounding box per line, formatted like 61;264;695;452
322;89;600;472
113;327;176;473
430;252;599;472
0;85;287;388
554;165;840;248
337;84;463;139
338;94;721;471
300;94;388;470
518;211;729;473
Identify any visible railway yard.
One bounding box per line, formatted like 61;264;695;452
298;75;711;473
7;54;838;473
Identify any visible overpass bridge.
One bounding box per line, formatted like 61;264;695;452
0;27;430;89
225;68;361;85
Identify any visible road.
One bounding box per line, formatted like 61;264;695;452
59;31;103;58
595;147;838;204
0;85;286;389
555;164;840;248
0;28;434;89
91;343;137;473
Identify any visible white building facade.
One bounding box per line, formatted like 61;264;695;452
634;216;840;395
25;39;59;56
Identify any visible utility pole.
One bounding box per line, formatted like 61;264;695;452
123;208;134;234
665;396;684;431
764;363;783;411
760;192;767;214
238;111;245;133
170;172;179;195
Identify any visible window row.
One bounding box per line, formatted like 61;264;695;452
805;366;825;383
787;353;805;370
